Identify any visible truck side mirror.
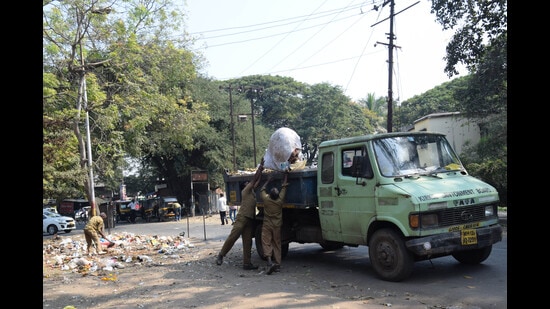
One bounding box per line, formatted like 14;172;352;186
351;156;373;179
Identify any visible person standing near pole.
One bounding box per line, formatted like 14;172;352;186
259;171;289;275
218;192;228;225
128;199;137;223
215;158;265;270
229;204;238;225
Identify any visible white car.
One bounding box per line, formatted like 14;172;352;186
43;210;76;235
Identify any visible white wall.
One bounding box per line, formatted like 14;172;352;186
412;112;480;155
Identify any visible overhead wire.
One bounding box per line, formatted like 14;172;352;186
187;0;395;99
237;0;330;75
264;0;360;74
344;3;386;94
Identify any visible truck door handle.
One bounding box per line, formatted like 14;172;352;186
334;186;341;196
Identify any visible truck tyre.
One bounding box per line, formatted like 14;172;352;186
452;246;492;264
369;228;414;282
254;223;266;260
281;243;289;258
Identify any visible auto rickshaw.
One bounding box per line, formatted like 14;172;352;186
141;196;178;222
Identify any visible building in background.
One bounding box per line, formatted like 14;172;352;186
409;112;480;155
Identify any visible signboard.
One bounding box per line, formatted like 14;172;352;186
191;171;208;182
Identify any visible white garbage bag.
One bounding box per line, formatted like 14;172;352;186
263;127;303;171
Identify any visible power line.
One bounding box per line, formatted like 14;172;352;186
189;3;366;37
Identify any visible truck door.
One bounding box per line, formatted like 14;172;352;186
335;148;376;245
318;151;343;241
318;147;376;245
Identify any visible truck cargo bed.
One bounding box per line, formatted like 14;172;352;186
223;167;318;209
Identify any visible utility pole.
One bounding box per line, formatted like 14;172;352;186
219;85;237;172
373;0;419;133
237;86;263;167
387;0;395;133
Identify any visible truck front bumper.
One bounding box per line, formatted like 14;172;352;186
405;224;503;257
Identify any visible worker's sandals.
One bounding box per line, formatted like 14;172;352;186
243;263;259;270
267;263;279;275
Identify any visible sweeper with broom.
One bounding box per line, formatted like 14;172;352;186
83;212;115;256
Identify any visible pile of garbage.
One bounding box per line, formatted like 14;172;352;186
43;231;195;276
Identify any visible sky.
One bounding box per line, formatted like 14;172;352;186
183;0;466;102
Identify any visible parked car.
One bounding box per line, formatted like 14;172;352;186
75;206;91;224
43;210;76;235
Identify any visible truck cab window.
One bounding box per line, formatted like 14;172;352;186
342;148;371;178
321;152;334;184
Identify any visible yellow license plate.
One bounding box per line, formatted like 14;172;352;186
461;229;478;245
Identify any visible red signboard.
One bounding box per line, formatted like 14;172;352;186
191;171;208;182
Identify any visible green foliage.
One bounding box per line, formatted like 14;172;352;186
394;77;467;129
43;0;203;203
358;93;386;132
459;113;507;206
430;0;507;77
453;33;507;119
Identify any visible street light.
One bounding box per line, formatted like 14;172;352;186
237;86;263;167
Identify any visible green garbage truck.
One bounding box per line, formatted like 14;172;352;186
223;131;503;282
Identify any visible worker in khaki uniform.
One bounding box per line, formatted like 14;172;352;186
215;158;265;270
83;212;109;256
259;171;289;275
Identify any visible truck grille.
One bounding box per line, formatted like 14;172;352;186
436;204;497;227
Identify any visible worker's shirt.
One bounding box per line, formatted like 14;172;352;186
260;184;288;228
239;183;257;219
84;215;104;233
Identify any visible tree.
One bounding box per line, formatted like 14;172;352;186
43;0;208;207
393;77;466;129
295;83;373;163
430;0;507;77
358;93;387;133
430;1;507;206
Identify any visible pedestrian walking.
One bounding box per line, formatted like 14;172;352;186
173;202;182;221
128;199;137;223
218;192;228;225
229;204;238;224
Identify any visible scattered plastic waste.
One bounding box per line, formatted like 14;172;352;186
43;231;194;276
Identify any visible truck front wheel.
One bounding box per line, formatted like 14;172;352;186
368;228;414;282
452;246;492;264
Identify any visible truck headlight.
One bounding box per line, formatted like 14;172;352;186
485;205;495;216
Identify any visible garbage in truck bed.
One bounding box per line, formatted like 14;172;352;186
223;167;318;209
263;127;305;172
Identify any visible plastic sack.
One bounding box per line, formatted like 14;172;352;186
263;127;303;171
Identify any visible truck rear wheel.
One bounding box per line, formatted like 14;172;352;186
452;246;492;264
368;228;414;282
255;223;265;259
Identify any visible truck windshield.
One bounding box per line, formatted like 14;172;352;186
373;134;464;177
